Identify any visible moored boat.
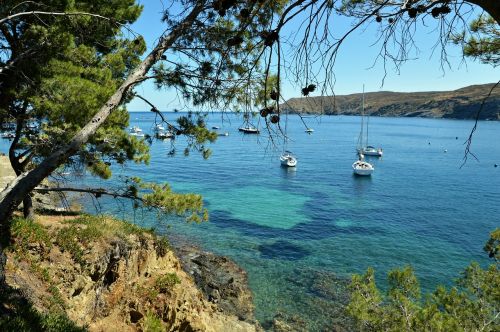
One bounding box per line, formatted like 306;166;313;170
280;150;297;167
352;153;374;176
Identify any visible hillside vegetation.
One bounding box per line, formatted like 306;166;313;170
282;83;500;120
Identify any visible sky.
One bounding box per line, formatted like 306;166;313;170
127;0;499;112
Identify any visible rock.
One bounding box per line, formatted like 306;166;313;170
172;240;255;323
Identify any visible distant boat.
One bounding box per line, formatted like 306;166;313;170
156;130;175;139
362;145;383;156
212;126;220;130
154;124;165;131
352;153;374;176
130;126;144;137
238;125;259;134
1;132;15;139
357;87;383;157
305;128;314;134
280;150;297;167
218;132;229;137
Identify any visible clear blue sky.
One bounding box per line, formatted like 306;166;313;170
127;1;499;112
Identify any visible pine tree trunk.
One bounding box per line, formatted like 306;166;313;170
22;195;34;220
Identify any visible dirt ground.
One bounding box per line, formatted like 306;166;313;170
0;155;15;191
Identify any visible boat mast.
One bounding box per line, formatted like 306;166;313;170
364;85;369;147
357;85;365;151
283;100;288;152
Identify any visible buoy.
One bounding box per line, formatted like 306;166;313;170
444;149;447;153
428;142;431;145
455;137;458;140
495;164;498;168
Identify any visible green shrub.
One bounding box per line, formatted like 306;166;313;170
154;236;170;257
10;218;51;255
55;226;85;265
154;273;181;293
143;312;163;332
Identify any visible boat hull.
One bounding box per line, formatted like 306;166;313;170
280;158;297;167
352;161;374;176
238;128;260;134
280;153;297;167
362;149;383;157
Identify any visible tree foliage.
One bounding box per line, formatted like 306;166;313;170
347;230;500;331
457;14;499;66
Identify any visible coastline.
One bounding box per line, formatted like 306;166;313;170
2;214;260;331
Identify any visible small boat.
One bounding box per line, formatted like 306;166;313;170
305;128;314;134
352;153;374;176
280;150;297;167
218;132;229;137
238;125;260;134
1;132;15;139
212;126;220;130
156;130;175;139
154;124;165;131
130;126;144;137
130;126;143;133
360;145;383;157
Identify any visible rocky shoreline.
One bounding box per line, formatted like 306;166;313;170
171;239;256;323
2;215;259;331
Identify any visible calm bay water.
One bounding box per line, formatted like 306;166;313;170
3;113;499;329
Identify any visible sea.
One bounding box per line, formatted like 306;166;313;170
2;112;499;330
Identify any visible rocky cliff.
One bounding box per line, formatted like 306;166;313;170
282;83;500;120
3;215;258;331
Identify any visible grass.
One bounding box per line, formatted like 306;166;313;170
10;217;52;256
143;312;163;332
154;273;181;293
54;214;159;265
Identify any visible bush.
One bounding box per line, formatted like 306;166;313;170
154;273;181;293
143;312;163;332
10;218;51;256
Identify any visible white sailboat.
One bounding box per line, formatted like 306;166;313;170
354;86;374;176
280;150;297;167
280;108;297;167
352;153;374;176
358;87;383;157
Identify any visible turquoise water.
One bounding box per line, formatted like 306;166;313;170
2;113;499;329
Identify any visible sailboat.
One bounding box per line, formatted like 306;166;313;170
353;86;374;176
280;109;297;167
358;88;383;157
238;113;260;134
238;125;260;134
352;152;374;176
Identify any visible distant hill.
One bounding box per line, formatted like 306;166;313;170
281;83;500;120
